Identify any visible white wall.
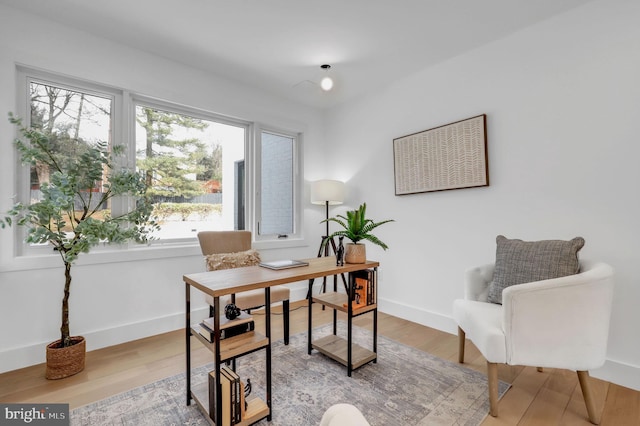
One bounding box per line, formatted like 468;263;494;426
2;0;639;393
323;0;640;390
0;5;328;372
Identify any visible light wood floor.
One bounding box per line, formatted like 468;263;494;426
1;300;638;425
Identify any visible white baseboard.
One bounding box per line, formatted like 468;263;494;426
378;297;459;335
592;358;640;392
0;306;209;374
377;297;640;392
5;292;638;393
0;283;316;375
0;287;314;375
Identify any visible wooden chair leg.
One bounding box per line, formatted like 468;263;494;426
458;327;466;363
577;370;600;425
283;299;290;345
488;361;499;417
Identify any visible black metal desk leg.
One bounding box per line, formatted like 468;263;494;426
347;272;353;377
333;274;337;335
308;278;314;354
213;297;222;425
265;287;272;421
373;301;378;364
185;282;191;406
373;267;378;362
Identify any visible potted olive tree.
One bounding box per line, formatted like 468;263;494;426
322;203;394;263
1;114;158;379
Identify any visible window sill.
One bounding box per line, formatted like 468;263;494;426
0;242;202;272
252;236;308;251
1;237;310;273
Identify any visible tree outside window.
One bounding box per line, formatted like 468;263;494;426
28;81;112;226
134;105;245;240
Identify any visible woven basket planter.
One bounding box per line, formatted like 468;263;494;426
345;243;366;264
45;336;86;380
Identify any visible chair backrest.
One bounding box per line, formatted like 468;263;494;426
503;260;614;370
197;230;252;255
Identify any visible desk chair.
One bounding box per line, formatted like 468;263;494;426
197;230;290;345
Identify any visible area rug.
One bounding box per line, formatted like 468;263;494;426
71;323;509;425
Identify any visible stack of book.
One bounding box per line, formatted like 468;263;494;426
344;269;376;310
195;312;255;342
208;366;246;425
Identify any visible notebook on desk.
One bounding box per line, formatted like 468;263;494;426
259;259;309;270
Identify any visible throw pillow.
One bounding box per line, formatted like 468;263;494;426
487;235;585;304
205;249;261;271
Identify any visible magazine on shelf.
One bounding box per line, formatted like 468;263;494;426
258;259;309;270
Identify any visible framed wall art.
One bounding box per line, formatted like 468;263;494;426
393;114;488;195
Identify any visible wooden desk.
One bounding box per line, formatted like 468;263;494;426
184;257;379;296
184;256;379;425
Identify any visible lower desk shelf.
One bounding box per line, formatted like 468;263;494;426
192;381;269;426
311;334;377;370
310;290;378;374
189;328;270;425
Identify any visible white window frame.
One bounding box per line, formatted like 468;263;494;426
251;124;304;246
6;67;304;268
14;67;124;259
131;94;252;247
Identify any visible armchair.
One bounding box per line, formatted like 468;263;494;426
453;260;614;424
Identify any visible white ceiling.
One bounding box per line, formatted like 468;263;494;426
2;0;594;109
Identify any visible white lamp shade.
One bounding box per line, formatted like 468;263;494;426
311;180;345;205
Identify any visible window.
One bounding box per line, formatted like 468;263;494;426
15;71;122;256
28;79;114;217
134;101;247;241
258;130;294;236
255;129;301;241
13;68;303;257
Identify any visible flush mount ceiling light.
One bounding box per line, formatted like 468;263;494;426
320;64;334;91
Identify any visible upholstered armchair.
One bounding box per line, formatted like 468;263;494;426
453;260;614;424
197;230;290;345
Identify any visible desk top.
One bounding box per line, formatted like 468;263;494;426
184;256;379;297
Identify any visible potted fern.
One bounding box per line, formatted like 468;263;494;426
1;114;158;379
321;203;394;263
